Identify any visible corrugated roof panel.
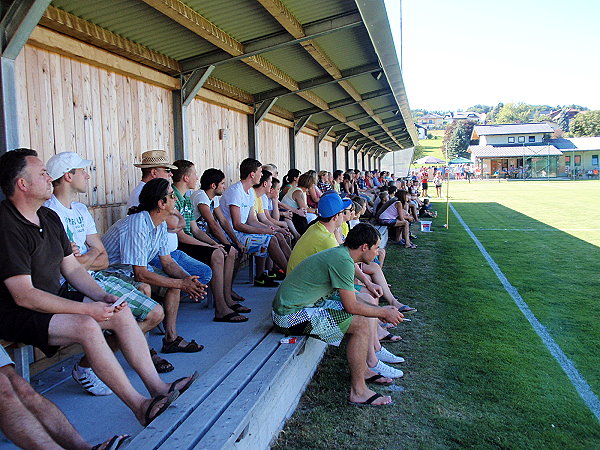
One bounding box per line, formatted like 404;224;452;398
283;0;356;25
260;45;327;81
276;95;316;113
211;61;281;95
343;74;387;98
183;0;284;42
313;27;376;71
309;84;351;104
51;0;215;60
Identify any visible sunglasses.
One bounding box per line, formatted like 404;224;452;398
158;168;171;173
164;191;176;200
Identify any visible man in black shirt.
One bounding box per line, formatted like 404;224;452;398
0;149;196;427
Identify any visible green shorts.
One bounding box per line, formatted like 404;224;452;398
92;272;159;321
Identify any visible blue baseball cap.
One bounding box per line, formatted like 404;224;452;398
318;192;352;218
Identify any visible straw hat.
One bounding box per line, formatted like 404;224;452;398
133;150;177;169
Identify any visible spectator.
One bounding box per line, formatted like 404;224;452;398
127;150;176;208
171;160;248;323
103;178;207;353
45;152;172;397
279;168;300;201
219;158;289;287
273;224;404;406
281;172;317;235
332;170;343;193
0;149;192;426
317;170;332;192
0;345;131;449
377;190;416;249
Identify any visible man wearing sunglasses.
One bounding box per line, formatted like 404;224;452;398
127;150;176;209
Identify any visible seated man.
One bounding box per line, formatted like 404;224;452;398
171;160;248;323
102;179;206;353
0;149;195;426
273;224;403;406
45;152;173;398
0;345;131;449
220;158;289;287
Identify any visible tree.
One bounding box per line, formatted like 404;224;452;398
493;102;531;124
444;120;476;158
466;104;492;114
557;108;570;132
570;111;600;137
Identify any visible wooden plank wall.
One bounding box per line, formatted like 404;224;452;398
347;148;355;170
15;45;174;233
295;132;315;173
257;120;290;174
318;140;333;173
336;145;346;171
187;98;248;187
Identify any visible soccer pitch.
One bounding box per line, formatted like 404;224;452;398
274;180;600;449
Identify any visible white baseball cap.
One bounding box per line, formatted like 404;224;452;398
46;152;92;180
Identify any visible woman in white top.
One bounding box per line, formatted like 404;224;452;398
281;172;317;235
377;190;416;248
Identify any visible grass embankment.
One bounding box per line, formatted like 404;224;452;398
415;129;445;165
273;180;600;449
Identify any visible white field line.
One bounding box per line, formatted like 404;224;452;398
450;203;600;423
471;228;600;232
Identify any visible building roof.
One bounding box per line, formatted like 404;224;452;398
551;137;600;151
469;145;563;158
420;113;443;119
473;123;554;137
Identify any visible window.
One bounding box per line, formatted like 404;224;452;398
508;137;515;143
575;155;581;166
518;136;525;143
529;136;535;142
592;155;598;165
565;156;571;164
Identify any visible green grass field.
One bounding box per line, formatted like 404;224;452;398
273;180;600;449
416;129;445;164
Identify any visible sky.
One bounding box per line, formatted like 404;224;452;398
384;0;600;112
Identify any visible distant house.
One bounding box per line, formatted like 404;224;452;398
415;123;428;139
551;137;600;177
417;113;444;129
444;111;485;123
468;123;561;177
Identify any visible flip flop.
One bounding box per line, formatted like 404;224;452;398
231;303;252;313
348;393;392;407
365;374;392;385
92;435;131;450
398;305;417;315
405;243;417;249
231;292;246;302
213;312;248;323
144;390;179;426
168;371;199;395
379;333;402;343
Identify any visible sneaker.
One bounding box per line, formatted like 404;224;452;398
72;363;113;396
253;274;279;288
370;360;404;378
375;346;405;364
267;269;286;281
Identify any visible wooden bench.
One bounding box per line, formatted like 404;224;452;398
127;324;326;449
1;340;34;381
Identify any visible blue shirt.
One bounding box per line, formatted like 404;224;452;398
102;211;170;276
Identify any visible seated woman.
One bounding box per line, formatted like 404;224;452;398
281;172;318;235
377;190;416;249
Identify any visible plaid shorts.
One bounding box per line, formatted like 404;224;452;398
91;272;159;321
272;296;353;346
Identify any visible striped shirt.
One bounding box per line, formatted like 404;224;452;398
102;211;170;276
173;185;194;235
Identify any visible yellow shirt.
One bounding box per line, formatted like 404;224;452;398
341;221;349;240
287;221;339;273
253;195;263;216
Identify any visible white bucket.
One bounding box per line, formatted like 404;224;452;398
420;221;432;232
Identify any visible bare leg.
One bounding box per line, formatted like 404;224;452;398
208;250;230;316
361;262;400;307
223;246;238;306
48;313;151;424
275;233;292;259
267;238;288;270
162;287;181;342
346;316;392;405
0;369;66;450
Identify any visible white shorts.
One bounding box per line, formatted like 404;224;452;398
234;231;273;258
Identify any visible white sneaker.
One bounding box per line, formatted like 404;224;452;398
375;346;405;364
370;360;404;378
71;364;113;396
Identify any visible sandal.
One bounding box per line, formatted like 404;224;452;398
349;393;392;407
161;336;204;354
365;374;392;385
398;305;417;315
231;291;246;302
150;348;174;373
143;390;179;426
92;435;131;450
231;303;252;313
168;371;199;396
379;333;402;343
213;312;248;323
405;243;417;249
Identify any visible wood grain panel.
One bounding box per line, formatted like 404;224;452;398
295;132;315;173
257;120;290;174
